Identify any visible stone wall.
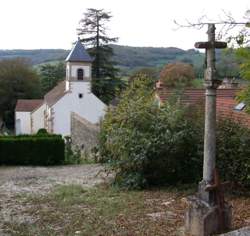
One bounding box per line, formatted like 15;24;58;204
71;112;100;156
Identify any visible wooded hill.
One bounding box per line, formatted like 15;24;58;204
0;45;239;77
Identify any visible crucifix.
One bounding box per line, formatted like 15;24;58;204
185;24;231;236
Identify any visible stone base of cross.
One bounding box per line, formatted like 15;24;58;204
184;24;232;236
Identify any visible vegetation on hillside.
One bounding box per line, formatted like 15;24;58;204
0;45;241;78
0;49;68;65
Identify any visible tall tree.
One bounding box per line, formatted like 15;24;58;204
0;58;41;129
77;8;124;104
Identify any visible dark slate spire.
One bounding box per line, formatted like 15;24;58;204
66;38;92;62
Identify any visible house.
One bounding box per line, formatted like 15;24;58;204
15;99;45;135
15;39;107;136
155;82;250;128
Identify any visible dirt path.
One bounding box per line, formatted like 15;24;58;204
0;164;109;235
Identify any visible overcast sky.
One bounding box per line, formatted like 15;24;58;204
0;0;249;50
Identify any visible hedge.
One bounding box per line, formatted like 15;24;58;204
0;135;65;165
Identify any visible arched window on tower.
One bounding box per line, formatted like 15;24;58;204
77;68;84;80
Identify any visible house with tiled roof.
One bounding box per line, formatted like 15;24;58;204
155;81;250;128
15;39;106;135
15;99;45;134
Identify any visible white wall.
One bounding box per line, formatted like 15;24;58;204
52;82;106;136
31;103;45;134
15;112;31;134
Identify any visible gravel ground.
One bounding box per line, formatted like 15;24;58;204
0;164;109;235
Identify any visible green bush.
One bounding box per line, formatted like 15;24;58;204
217;119;250;188
36;128;49;135
0;135;65;165
99;76;203;189
100;75;250;190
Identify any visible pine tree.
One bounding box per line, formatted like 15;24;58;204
78;8;124;103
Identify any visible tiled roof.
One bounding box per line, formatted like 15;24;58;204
44;80;67;107
157;87;238;106
65;39;92;62
15;99;44;112
156;86;250;128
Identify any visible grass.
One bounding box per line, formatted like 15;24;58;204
3;184;250;236
3;184;191;236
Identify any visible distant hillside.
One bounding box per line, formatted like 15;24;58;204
0;45;239;77
0;49;69;65
111;44;204;74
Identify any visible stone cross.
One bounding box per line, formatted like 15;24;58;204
185;24;231;236
195;24;227;204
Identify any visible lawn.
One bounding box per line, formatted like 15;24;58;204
2;184;250;236
3;184;190;236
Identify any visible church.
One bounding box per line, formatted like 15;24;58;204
15;39;107;136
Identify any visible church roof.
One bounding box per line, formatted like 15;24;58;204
44;80;67;107
15;99;44;112
65;39;92;62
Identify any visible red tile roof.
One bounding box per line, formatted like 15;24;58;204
156;87;250;128
15;99;44;112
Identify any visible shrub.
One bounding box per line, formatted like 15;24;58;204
100;75;250;190
64;136;82;164
217;119;250;188
0;134;65;165
36;128;48;135
99;76;203;189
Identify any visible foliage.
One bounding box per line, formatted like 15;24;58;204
129;67;159;85
236;47;250;112
216;49;240;78
0;46;243;78
64;136;81;165
91;77;126;104
36;128;48;135
100;74;250;189
0;134;65;165
39;62;65;95
99;76;202;189
78;8;124;103
111;45;204;77
0;49;68;65
0;58;41;128
160;62;195;87
217;119;250;188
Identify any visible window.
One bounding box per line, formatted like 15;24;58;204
77;68;84;80
78;93;83;99
234;102;246;111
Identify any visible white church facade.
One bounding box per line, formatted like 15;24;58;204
15;39;107;136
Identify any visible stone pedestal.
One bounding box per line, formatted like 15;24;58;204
185;196;232;236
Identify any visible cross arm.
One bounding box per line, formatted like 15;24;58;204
195;41;227;49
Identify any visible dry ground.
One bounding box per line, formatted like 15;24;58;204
0;165;249;236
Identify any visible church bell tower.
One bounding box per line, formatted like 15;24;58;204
65;38;93;91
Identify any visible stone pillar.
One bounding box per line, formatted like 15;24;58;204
185;24;232;236
203;88;216;184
